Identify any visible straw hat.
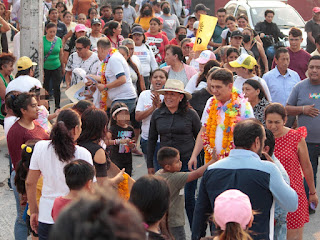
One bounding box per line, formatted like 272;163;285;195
157;79;192;100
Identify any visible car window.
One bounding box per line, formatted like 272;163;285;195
236;5;248;18
251;6;305;28
226;3;237;16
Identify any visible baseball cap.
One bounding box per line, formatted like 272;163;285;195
157;17;164;24
214;189;253;230
195;3;210;12
196;50;216;64
17;56;37;71
231;30;243;38
132;26;144;35
75;24;87;32
229;54;258;70
193;21;199;29
313;7;320;13
188;14;197;20
91;18;101;25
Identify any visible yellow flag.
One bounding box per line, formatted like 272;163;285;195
193;15;218;52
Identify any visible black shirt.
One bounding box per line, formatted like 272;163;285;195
147;106;201;168
189;88;212;119
109;124;135;165
305;19;320;53
254;20;285;47
121;21;131;38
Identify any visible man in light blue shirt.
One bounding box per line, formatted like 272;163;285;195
263;47;300;106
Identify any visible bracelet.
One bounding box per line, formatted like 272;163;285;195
309;191;317;195
115;139;120;145
302;106;305;114
103;84;108;91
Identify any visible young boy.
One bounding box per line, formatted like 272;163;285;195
155;146;216;240
51;159;95;221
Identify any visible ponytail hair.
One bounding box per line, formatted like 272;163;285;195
217;222;253;240
50;109;80;162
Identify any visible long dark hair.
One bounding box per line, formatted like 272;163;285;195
10;92;35;118
140;3;153;17
196;60;220;87
50;109;80;162
104;21;119;37
161;93;190;113
243;79;268;101
14;141;38;194
77;108;108;143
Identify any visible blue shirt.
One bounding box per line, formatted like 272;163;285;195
192;149;298;240
263;66;300;106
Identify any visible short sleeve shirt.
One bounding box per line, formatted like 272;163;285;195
305;19;320;53
155;170;188;227
43;36;62;70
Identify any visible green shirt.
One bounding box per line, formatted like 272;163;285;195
43;36;62;70
0;72;13;120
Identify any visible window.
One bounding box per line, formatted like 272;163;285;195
226;3;237;16
236;5;248;18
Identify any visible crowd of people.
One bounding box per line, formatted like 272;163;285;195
1;0;320;240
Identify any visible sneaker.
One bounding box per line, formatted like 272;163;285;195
8;178;13;191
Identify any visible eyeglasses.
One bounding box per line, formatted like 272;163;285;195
76;47;84;51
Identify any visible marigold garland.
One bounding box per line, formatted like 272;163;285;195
118;173;130;200
202;88;248;162
99;48;118;111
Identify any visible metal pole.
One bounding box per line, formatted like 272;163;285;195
20;0;44;82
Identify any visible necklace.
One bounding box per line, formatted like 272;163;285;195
99;48;118;110
202;88;251;162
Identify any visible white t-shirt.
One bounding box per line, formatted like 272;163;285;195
6;75;42;94
104;52;137;101
65;52;101;86
29;140;94;224
130;55;142;92
221;27;244;40
185;73;207;94
4;116;18;137
89;34;106;52
134;44;158;77
233;75;272;102
201;97;254;154
135;90;164;140
189;59;199;72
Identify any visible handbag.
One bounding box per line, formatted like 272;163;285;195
44;36;57;62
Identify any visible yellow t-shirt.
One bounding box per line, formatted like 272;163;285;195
135;16;154;31
27;176;43;216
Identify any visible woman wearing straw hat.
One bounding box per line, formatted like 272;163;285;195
147;78;201;228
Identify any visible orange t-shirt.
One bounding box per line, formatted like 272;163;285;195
72;0;97;16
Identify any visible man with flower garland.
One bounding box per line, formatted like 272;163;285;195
86;38;137;112
188;68;254;170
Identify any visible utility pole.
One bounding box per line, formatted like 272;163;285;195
20;0;44;81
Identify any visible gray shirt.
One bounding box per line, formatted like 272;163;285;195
287;78;320;143
122;4;137;26
160;14;180;40
168;67;188;86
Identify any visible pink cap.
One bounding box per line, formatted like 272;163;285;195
313;7;320;13
214;189;252;230
157;17;164;24
75;24;87;33
195;50;216;64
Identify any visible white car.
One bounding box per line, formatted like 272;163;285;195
224;0;307;48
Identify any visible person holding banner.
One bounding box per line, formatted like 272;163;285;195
188;68;254;170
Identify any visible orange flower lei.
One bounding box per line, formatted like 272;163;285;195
118;173;130;200
202;88;244;163
99;48;118;111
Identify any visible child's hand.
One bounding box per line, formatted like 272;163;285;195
112;168;125;185
207;147;218;165
128;140;136;149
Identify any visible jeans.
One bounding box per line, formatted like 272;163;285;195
38;222;53;240
11;171;28;240
304;142;320;200
274;204;287;240
170;226;186;240
44;66;62;109
140;138;161;171
181;159;198;228
143;76;150;90
112;98;136;113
